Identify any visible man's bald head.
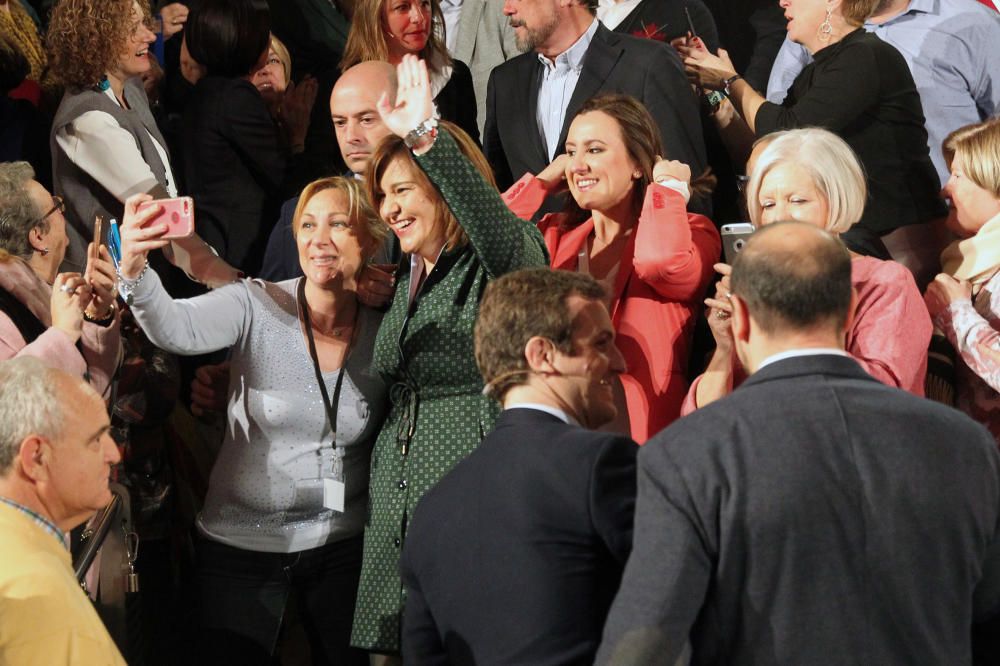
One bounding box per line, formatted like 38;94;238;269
730;221;853;336
330;61;398;175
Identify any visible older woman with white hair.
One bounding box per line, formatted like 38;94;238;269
683;128;932;413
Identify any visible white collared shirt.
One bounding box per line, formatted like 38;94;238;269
596;0;643;30
440;0;464;53
536;19;599;160
505;402;580;427
757;348;849;371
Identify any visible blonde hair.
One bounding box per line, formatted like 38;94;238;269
340;0;451;72
292;177;389;259
269;34;292;84
943;118;1000;198
747;128;867;234
365;121;495;253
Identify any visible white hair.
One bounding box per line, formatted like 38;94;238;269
747;128;868;234
0;357;68;473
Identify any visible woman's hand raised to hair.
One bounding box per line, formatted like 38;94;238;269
653;158;692;186
119;193;170;280
376;55;435;140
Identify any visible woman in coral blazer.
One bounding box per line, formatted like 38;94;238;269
504;94;720;443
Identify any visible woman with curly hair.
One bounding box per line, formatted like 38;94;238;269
340;0;479;143
46;0;176;275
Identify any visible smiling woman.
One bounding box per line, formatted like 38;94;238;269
115;176;390;663
340;0;480;142
46;0;181;275
503;94;721;443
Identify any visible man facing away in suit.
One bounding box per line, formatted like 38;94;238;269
483;0;707;202
597;222;1000;665
400;268;638;665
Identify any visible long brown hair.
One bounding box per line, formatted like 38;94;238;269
561;94;715;228
365;121;495;253
340;0;451;73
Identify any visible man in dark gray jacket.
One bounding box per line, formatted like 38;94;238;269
597;222;1000;665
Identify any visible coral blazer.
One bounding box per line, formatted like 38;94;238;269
504;175;720;442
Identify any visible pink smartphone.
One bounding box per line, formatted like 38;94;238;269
138;196;195;239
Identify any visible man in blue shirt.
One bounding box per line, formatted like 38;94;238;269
766;0;1000;186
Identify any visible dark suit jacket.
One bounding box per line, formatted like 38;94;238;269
182;76;289;276
612;0;718;51
483;23;706;193
435;59;481;145
401;408;638;665
597;354;1000;665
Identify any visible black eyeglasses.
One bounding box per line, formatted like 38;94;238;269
36;196;65;225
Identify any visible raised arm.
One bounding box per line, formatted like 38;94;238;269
378;56;548;277
633;160;720;301
118;194;248;355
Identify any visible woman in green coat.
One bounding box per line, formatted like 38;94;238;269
351;56;549;654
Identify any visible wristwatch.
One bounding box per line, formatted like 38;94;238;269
404;117;439;149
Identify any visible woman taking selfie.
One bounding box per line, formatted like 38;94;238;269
924;118;1000;443
685;128;931;414
351;56;547;656
340;0;479;142
117;177;389;665
503;94;720;442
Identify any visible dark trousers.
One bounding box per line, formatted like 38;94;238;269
195;534;366;666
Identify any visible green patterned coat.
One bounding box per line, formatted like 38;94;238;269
351;130;549;652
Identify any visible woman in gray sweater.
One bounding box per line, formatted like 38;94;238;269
117;177;388;665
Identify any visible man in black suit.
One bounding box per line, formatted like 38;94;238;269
597;222;1000;665
483;0;706;199
400;268;638;665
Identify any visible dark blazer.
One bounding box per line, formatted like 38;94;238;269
597;354;1000;665
401;408;638;665
483;23;706;193
182;76;289;276
435;59;481;145
611;0;719;51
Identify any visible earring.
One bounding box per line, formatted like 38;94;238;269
819;8;833;41
96;75;111;91
39;247;49;256
632;170;642;179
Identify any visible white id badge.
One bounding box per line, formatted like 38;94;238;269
323;446;346;512
323;477;346;512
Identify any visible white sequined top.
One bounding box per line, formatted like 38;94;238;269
130;271;387;553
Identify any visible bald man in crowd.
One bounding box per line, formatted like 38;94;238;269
0;357;125;664
598;222;1000;665
259;61;399;282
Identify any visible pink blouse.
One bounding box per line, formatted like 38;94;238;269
682;255;931;415
934;270;1000;443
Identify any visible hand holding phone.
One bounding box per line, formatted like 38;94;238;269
137;196;195;240
721;223;755;264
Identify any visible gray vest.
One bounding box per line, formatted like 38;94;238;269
50;78;171;273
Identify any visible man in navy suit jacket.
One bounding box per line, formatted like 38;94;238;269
400;268;638;665
597;222;1000;665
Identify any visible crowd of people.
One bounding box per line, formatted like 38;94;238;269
1;0;1000;663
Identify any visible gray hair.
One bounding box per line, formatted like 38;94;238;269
0;357;67;474
0;161;41;260
747;128;868;234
